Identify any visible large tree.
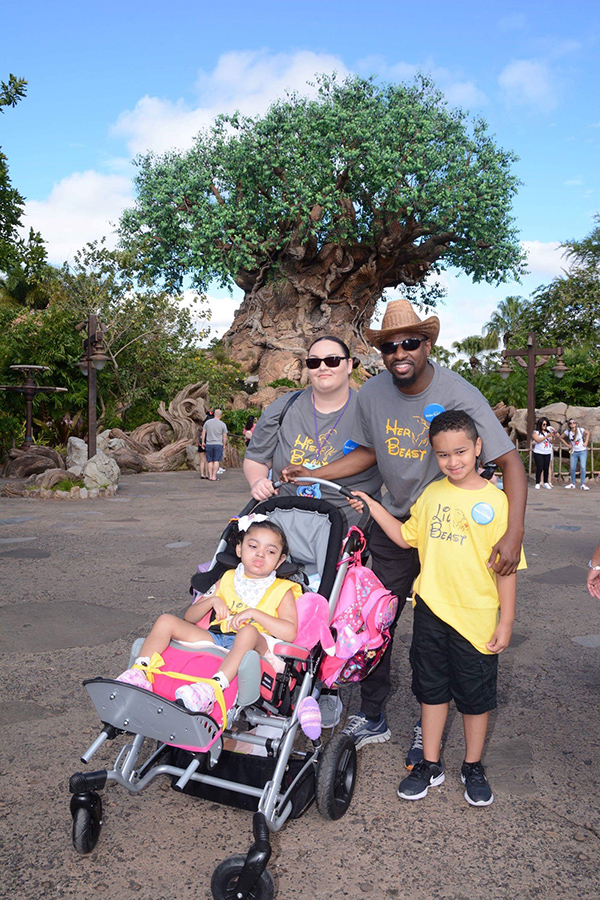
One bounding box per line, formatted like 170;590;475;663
120;74;526;382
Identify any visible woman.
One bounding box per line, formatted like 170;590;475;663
560;417;590;490
531;417;555;490
243;415;256;446
243;336;382;527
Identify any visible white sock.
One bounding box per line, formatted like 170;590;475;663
134;656;151;667
213;671;230;690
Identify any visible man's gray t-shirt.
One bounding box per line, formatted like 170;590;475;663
204;418;227;445
246;388;382;524
354;362;515;518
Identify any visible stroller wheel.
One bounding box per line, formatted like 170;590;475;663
211;855;274;900
316;732;357;820
72;799;102;854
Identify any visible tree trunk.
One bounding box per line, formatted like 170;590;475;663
222;245;431;382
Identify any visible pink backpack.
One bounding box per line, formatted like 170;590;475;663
318;529;398;688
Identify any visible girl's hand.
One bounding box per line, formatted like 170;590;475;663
211;596;230;622
229;609;255;631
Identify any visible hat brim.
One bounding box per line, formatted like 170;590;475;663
364;317;440;349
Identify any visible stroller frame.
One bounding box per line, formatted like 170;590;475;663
69;485;366;900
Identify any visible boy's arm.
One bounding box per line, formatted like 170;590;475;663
229;590;298;642
349;491;411;549
486;572;516;653
489;449;526;576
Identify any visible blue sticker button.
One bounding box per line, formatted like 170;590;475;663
343;439;359;454
471;502;495;525
423;403;446;423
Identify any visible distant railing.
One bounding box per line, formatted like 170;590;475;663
515;440;600;483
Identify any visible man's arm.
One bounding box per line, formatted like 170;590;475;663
281;445;377;483
489;448;527;576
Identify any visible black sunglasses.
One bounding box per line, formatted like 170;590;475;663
305;355;349;370
379;337;427;355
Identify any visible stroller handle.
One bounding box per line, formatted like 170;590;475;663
273;478;371;533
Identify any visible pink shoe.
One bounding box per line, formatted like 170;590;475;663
116;667;153;690
175;682;216;712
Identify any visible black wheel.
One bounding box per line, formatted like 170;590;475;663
72;800;102;854
316;732;357;820
211;854;275;900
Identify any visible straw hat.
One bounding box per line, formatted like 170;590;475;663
364;298;440;348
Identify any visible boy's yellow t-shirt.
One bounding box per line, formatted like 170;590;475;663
401;477;526;654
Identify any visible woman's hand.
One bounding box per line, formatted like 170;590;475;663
250;477;278;501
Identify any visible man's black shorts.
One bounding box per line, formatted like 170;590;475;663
410;594;498;715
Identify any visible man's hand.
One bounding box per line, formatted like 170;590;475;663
487;529;523;576
486;620;513;654
250;477;278;501
588;569;600;599
280;464;311;483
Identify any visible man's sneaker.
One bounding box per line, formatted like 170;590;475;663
398;759;445;801
342;712;391;750
461;761;494;807
405;719;423;769
565;484;575;489
581;484;590;490
318;692;343;728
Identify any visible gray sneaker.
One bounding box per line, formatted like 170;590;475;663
318;692;343;729
398;759;445;801
342;712;391;750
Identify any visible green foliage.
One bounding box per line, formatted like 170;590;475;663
222;407;260;436
268;377;298;389
192;343;246;408
120;74;525;300
0;75;48;282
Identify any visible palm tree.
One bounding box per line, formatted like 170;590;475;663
483;295;529;348
451;333;499;372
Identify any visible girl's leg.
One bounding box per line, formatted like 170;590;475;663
421;702;449;762
463;711;490;763
139;614;215;658
581;449;588;486
533;453;543;485
218;625;266;684
570;452;577;486
542;455;551;485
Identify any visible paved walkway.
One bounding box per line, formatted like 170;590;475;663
1;470;600;899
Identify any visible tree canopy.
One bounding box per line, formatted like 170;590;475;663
120;74;526;380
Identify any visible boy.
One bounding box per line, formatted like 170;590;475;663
350;410;525;806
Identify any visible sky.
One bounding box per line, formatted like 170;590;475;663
3;0;600;351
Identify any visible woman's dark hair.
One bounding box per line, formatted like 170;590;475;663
536;417;550;431
244;415;255;431
308;335;351;358
237;520;289;559
428;409;479;445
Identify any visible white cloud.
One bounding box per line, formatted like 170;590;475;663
112;49;349;157
498;59;557;112
358;56;487;110
521;240;565;278
24;171;133;265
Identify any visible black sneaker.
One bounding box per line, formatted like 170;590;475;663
397;759;445;801
461;761;494;807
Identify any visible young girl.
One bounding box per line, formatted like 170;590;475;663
118;517;301;712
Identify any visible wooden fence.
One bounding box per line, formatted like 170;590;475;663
516;441;600;483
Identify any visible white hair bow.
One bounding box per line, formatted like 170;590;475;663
236;513;269;532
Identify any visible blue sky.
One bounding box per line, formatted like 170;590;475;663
3;0;600;349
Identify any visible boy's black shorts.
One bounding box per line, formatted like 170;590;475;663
410;594;498;715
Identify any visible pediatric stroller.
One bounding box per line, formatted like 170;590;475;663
69;479;370;899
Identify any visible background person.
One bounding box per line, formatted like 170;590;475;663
587;540;600;598
198;409;214;479
202;409;227;481
243;415;256;446
282;299;527;758
532;417;556;490
560;417;590;490
243;335;382;528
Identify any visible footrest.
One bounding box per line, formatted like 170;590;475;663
84;679;222;752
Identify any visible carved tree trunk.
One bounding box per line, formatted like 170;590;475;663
222;243;432;382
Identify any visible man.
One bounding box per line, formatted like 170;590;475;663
282;299;526;761
202;409;227;482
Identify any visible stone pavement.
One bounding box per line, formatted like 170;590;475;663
1;470;600;900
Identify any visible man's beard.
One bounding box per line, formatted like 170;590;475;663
391;370;418;390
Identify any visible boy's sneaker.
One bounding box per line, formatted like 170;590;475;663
405;719;423;769
461;761;494;807
398;759;445;800
342;712;391;750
